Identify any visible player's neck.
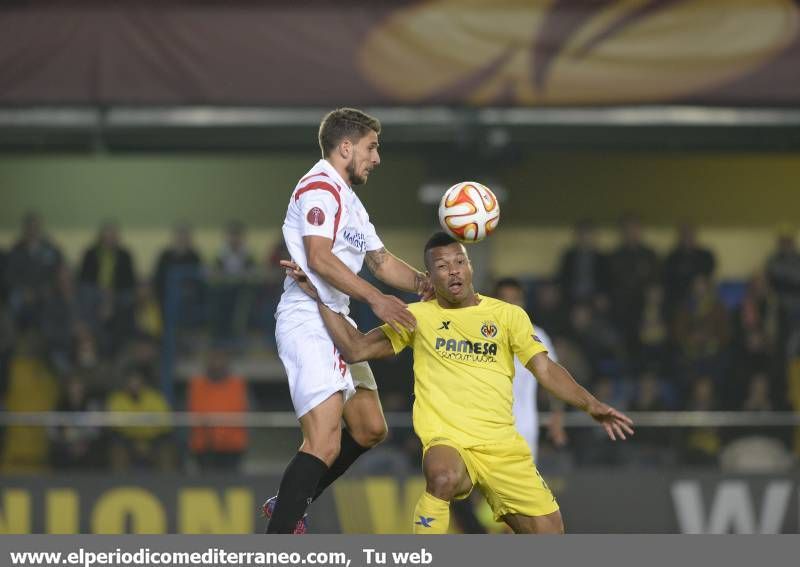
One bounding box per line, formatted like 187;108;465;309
324;157;353;188
436;291;480;309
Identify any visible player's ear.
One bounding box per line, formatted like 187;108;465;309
339;139;352;159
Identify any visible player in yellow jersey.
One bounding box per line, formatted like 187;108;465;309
281;232;634;534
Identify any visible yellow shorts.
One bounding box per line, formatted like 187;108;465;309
423;436;559;522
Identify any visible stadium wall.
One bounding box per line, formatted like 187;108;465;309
2;152;798;278
1;473;798;534
3;153;800;229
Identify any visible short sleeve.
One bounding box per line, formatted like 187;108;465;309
379;322;413;354
534;326;558;363
364;220;384;252
297;188;340;240
509;305;548;366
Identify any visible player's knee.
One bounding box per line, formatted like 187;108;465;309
312;442;341;466
303;432;342;466
537;512;565;535
425;468;463;500
350;419;388;448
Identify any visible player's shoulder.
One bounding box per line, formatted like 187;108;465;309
480;295;528;317
479;295;532;328
407;298;438;316
293;163;341;195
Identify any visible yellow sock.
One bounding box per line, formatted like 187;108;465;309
413;491;450;534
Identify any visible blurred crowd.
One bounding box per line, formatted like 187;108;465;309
1;211;799;473
0;213;275;474
526;215;800;469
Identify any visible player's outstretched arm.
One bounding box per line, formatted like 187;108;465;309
317;303;397;364
304;236;416;332
527;353;635;441
281;259;396;363
365;247;433;300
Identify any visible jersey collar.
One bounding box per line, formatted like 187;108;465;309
317;159;351;194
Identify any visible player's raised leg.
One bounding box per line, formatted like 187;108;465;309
502;510;565;534
266;393;342;534
414;445;473;534
312;384;387;501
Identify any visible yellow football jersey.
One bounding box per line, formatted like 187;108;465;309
381;294;547;448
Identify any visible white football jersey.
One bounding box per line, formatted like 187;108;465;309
276;159;383;321
512;325;557;461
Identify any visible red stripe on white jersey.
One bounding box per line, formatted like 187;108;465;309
298;171;330;185
294;181;342;243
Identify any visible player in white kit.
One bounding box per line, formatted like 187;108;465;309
495;278;567;460
265;108;430;534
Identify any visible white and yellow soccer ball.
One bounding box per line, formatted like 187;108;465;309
437;181;500;243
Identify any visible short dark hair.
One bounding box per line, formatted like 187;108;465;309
493;277;523;295
423;231;460;267
318;108;381;157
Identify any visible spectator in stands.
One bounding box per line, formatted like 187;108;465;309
606;213;659;359
107;366;175;471
551;335;592;387
134;282;162;339
259;237;291;349
153;223;203;318
211;221;256;343
739;272;780;348
632;370;669;412
187;348;249;471
765;225;800;337
0;244;8;306
40;265;79;376
741;372;774;412
266;237;290;283
638;284;669;374
5;212;63;329
1;330;59;472
531;279;568;337
662;223;716;321
78;222;137;354
672;274;731;385
566;300;625;380
114;336;161;392
215;220;255;277
557;219;607;304
0;303;13;401
49;374;106;470
683;376;721;466
0;247;8;403
73;322;99;372
730;273;781;409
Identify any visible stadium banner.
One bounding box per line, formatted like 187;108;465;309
1;0;799;106
0;535;798;567
1;472;798;534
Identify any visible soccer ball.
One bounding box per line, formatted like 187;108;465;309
438;181;500;243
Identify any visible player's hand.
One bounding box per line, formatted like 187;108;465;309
415;272;435;301
280;259;319;301
586;400;634;441
369;293;416;334
547;410;568;447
